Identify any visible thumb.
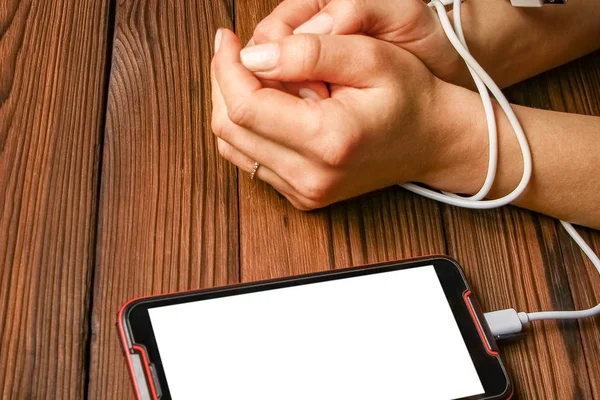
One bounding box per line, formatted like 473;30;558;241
293;0;435;45
292;0;405;36
290;0;457;84
240;34;391;88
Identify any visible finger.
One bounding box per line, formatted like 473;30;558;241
293;0;383;35
240;34;393;88
261;78;330;100
214;29;341;150
251;0;323;43
217;138;287;188
283;82;329;100
249;1;331;100
216;138;311;210
212;54;314;183
213;29;262;103
293;0;430;40
213;108;308;186
290;0;451;80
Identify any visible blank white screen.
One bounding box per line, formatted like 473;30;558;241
148;266;484;400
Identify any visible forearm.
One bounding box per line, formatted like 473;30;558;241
426;83;600;229
447;1;600;88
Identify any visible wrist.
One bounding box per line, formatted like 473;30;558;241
418;80;489;195
429;10;474;90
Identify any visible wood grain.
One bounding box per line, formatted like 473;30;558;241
558;223;600;399
0;0;109;398
1;0;598;398
86;0;236;398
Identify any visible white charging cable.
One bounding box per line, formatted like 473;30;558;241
407;0;600;337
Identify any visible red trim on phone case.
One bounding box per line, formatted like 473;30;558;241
118;298;160;400
132;344;160;399
463;290;498;356
118;299;143;399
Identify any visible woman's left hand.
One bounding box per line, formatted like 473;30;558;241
211;29;472;210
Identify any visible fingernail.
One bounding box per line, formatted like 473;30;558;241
215;29;222;53
299;88;323;101
293;13;334;35
240;43;280;71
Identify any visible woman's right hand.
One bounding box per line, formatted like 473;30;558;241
249;0;467;86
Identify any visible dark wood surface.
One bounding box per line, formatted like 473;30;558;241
0;0;109;398
1;0;599;399
86;1;237;398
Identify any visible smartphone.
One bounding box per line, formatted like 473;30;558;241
118;256;512;400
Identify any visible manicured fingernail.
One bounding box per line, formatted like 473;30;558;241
293;13;334;35
215;29;222;53
299;88;323;101
240;43;280;71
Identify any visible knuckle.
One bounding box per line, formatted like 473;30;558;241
317;129;360;168
216;139;230;159
289;198;312;212
299;98;326;138
295;173;334;206
300;198;323;211
362;39;387;69
294;201;315;212
211;115;226;139
295;35;323;79
227;98;254;128
319;142;348;168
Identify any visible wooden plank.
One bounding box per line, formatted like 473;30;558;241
544;51;600;399
559;223;600;399
0;0;109;398
235;0;447;284
326;189;447;269
86;0;237;398
442;52;600;399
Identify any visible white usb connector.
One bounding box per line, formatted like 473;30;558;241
484;309;530;337
510;0;566;7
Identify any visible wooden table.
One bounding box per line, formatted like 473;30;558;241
1;0;599;398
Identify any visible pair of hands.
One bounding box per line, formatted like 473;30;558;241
211;0;468;210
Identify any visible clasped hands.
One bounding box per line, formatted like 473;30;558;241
211;0;478;210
